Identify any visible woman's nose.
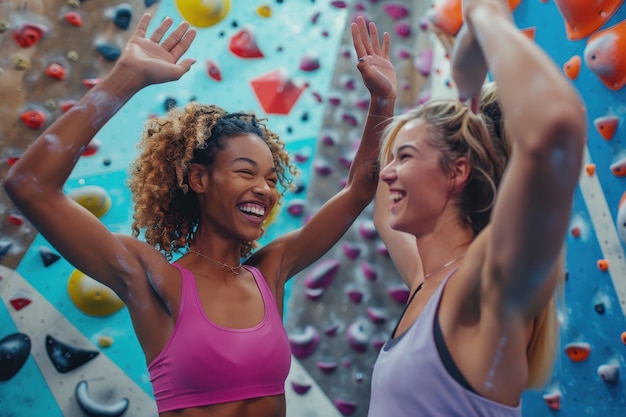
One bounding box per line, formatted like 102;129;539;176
380;163;395;184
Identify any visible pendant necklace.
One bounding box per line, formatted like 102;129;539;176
423;253;465;280
188;248;242;275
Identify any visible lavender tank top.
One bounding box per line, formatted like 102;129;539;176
368;270;522;417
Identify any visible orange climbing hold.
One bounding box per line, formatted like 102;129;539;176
585;20;626;91
64;11;83;27
427;0;523;37
610;157;626;177
570;226;581;238
520;27;536;41
597;259;609;271
563;55;581;80
585;164;595;176
565;342;591;362
554;0;624;41
621;331;626;345
594;115;619;140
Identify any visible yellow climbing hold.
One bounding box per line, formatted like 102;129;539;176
98;336;114;348
257;4;272;18
175;0;231;28
68;269;125;317
68;185;112;218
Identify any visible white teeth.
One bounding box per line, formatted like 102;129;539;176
389;192;403;202
238;204;265;216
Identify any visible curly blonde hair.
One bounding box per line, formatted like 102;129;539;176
128;102;297;260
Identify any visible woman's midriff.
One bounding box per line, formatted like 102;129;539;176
160;394;286;417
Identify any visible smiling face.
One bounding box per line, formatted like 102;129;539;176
380;118;454;237
199;133;279;242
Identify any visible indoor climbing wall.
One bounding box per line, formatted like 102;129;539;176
1;1;626;417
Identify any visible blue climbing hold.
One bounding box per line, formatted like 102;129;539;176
97;44;121;61
113;4;133;30
0;333;31;381
46;334;99;373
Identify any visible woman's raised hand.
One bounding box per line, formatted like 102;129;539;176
116;13;197;87
351;16;396;100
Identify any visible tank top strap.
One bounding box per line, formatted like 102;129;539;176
242;265;278;306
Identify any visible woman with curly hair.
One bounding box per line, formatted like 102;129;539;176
365;1;585;415
4;13;397;417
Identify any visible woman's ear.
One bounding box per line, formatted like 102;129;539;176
188;163;207;193
449;156;470;192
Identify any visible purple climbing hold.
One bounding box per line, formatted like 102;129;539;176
359;220;378;239
305;287;325;301
366;307;388;324
361;261;377;281
291;380;312;395
317;360;338;374
0;333;31;381
346;321;368;353
388;286;410;304
415;48;433;77
305;259;341;289
299;54;320;72
287;199;305;216
314;161;333;176
288;325;320;359
342;242;361;259
334;398;358;416
348;289;364;304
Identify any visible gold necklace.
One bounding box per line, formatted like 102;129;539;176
188;249;242;275
424;254;465;280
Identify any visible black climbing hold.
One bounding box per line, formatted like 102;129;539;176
46;335;99;373
39;246;61;267
595;303;605;314
0;333;31;381
301;112;309;122
164;97;177;111
292;180;305;194
103;158;112;166
0;240;12;260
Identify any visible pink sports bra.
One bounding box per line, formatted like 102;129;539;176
148;263;291;413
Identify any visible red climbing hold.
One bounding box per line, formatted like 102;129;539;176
250;69;307;115
229;28;264;58
10;297;32;311
46;63;66;80
64;11;83;27
20;109;46;129
12;23;47;48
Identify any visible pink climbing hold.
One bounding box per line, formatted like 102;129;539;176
229;27;264;58
346;321;368;353
361;261;377;281
342;242;361;259
383;2;410;20
415;48;433;77
543;390;561;411
205;60;222;81
299;54;320;72
394;22;411;38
